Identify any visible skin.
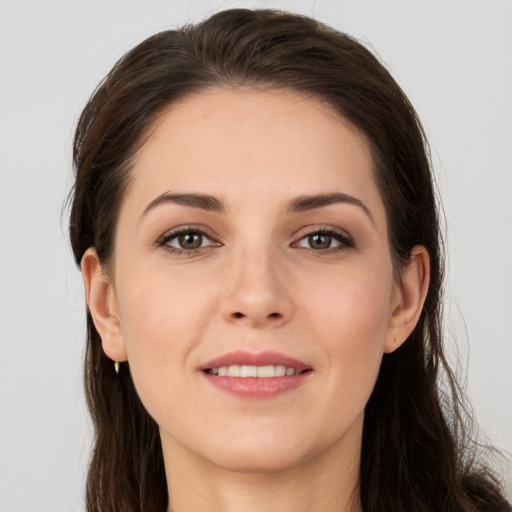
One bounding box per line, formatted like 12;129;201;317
82;88;429;512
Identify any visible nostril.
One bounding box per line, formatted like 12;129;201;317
231;311;281;320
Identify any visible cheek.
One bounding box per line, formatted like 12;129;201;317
118;263;215;345
114;267;218;407
302;258;394;342
299;260;394;394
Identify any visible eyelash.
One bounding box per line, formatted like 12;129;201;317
156;227;220;255
156;226;354;256
293;227;355;253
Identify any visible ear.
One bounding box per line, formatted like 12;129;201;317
384;245;430;354
81;248;127;362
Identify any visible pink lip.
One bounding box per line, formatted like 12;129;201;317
200;350;311;372
199;350;313;400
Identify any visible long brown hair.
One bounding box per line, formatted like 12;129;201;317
68;9;511;512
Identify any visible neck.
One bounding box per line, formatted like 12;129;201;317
162;418;363;512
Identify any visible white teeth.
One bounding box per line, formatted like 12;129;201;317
226;365;240;377
210;364;299;377
257;365;274;378
240;365;258;377
275;365;286;377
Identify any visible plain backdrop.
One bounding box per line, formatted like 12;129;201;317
0;0;511;510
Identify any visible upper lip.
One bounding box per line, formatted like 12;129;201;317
200;350;312;372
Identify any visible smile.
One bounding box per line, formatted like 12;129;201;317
206;365;305;377
200;350;313;399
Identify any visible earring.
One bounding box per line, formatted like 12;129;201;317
114;361;120;374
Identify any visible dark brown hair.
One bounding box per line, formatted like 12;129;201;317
69;9;511;512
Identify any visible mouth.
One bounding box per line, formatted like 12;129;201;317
204;365;310;377
200;350;313;399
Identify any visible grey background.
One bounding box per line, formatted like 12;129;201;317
0;1;511;510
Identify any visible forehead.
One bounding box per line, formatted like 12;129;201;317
124;87;383;218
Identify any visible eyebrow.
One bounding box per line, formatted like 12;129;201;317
286;193;374;224
141;191;373;224
142;192;225;216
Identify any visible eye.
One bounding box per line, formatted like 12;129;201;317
157;228;218;253
172;232;205;250
300;233;337;250
295;228;354;251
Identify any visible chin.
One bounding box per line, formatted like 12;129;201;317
190;423;330;474
205;442;311;474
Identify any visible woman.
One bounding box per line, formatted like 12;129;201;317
68;8;511;512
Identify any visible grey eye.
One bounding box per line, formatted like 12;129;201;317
176;232;203;250
165;231;213;250
307;233;332;249
297;232;342;250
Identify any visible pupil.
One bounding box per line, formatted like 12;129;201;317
309;234;331;249
179;232;202;249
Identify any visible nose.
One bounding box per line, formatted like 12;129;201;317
220;247;293;329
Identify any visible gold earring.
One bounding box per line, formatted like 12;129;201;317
114;361;120;374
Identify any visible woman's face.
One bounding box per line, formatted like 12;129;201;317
95;88;410;472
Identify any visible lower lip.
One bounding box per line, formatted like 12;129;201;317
202;372;311;399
